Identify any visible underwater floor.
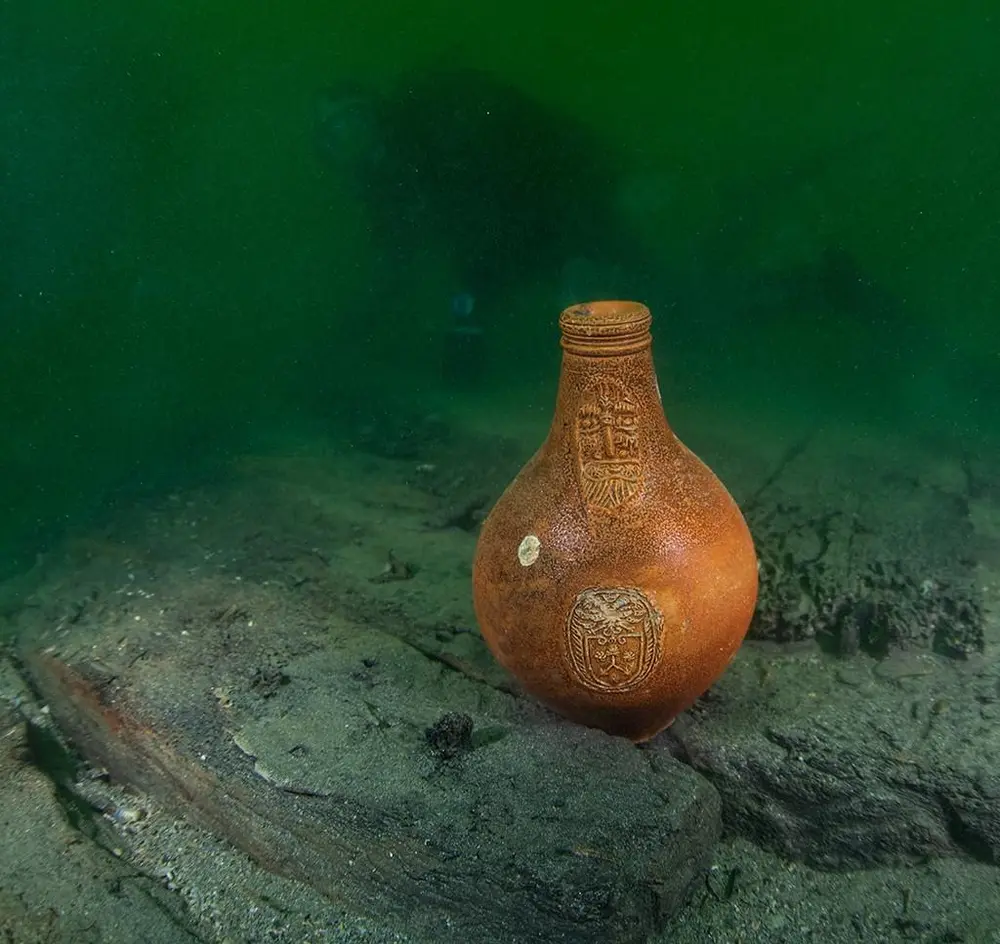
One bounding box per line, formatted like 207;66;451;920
1;392;999;943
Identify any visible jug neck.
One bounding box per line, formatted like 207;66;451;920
544;303;672;515
550;300;667;428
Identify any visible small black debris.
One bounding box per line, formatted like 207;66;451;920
425;711;474;759
249;665;290;698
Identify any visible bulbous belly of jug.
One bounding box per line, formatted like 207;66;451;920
472;450;758;742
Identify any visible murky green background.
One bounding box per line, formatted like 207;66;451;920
1;1;997;574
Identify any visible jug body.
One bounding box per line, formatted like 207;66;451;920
472;301;758;741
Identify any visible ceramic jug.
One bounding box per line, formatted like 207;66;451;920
472;301;758;741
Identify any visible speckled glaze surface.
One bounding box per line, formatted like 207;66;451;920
472;301;758;742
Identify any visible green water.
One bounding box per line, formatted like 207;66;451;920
1;1;997;571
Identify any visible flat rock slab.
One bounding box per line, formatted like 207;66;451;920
13;447;720;944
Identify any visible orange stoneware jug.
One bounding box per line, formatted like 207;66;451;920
472;301;758;742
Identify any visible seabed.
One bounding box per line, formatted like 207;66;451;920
2;395;999;944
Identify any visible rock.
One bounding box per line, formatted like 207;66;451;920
19;560;720;944
658;643;1000;869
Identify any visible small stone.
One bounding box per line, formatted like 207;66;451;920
873;653;936;681
835;664;871;688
